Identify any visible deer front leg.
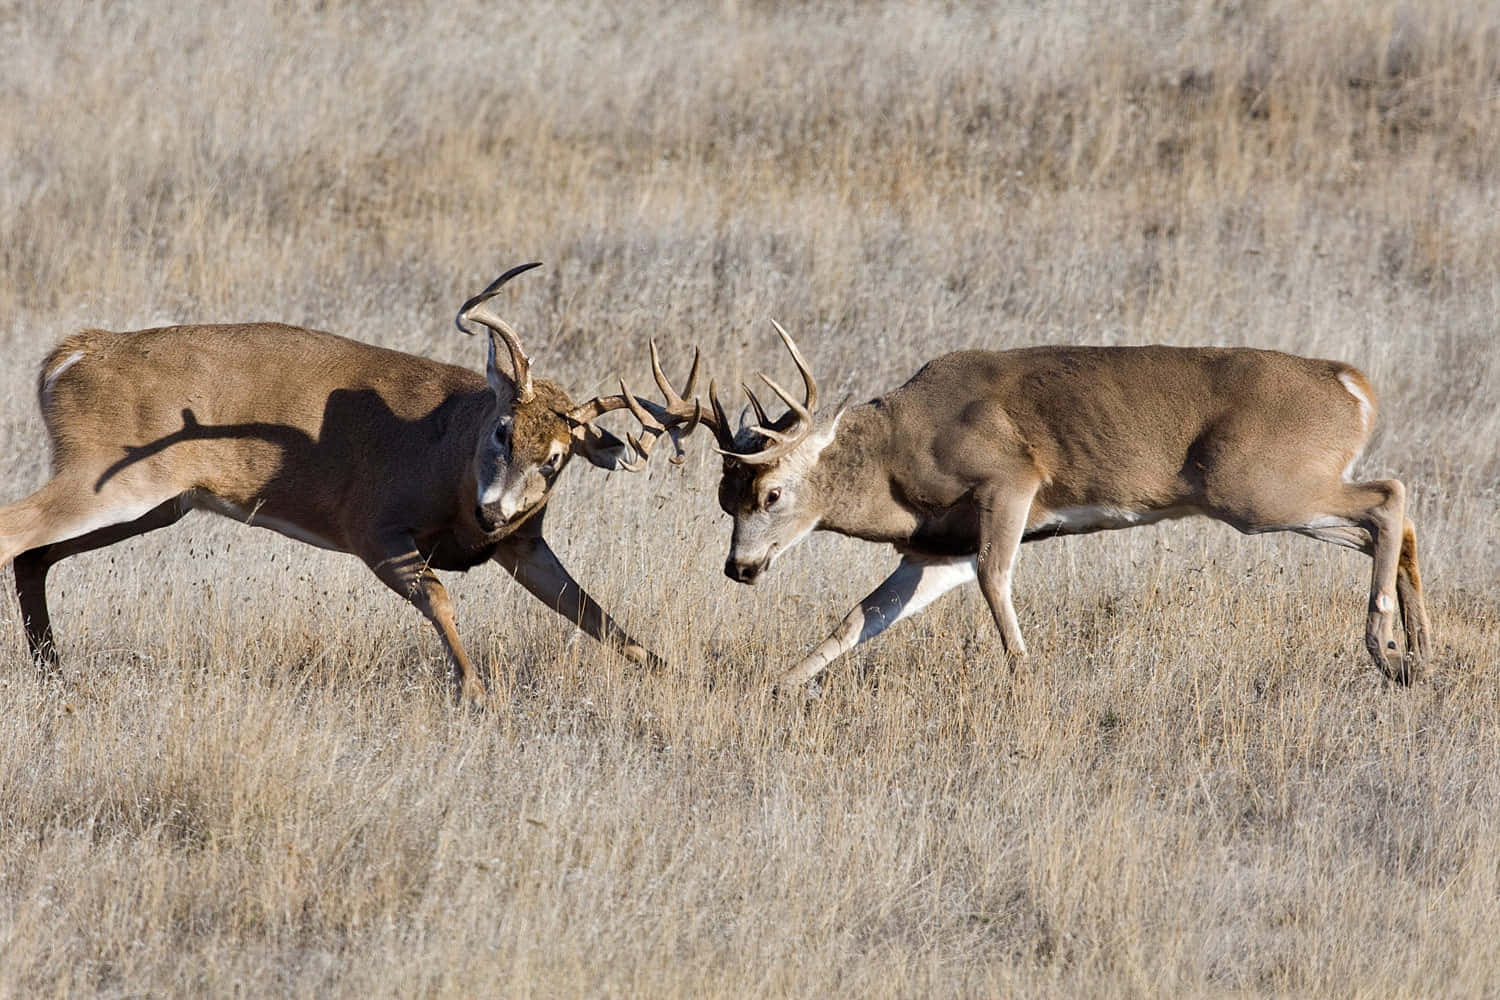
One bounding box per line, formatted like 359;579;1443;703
974;484;1037;660
776;555;977;694
363;541;490;708
493;533;667;672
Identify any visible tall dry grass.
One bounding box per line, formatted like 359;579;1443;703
1;1;1498;996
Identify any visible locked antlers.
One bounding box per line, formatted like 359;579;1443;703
455;262;701;466
458;262;816;471
566;342;708;471
598;318;822;468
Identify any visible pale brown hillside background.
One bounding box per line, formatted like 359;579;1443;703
2;2;1498;996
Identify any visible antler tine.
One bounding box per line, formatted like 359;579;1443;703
566;344;718;469
617;377;666;434
663;403;704;465
707;379;739;452
453;261;544;335
474;313;534;404
618;431;651;473
715;371;813;465
741;382;771;427
650;340;701;406
756;372;811;429
644;339;710;463
769;318;818;413
456;262;543;404
742;423;799;445
613;378;658;473
709;324;820;466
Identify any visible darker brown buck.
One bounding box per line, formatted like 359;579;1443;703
0;263;694;708
683;323;1431;694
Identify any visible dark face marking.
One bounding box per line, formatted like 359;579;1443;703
473;380;580;533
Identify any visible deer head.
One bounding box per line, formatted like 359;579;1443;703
701;322;835;583
456;263;636;534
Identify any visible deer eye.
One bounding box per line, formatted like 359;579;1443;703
765;487;782;509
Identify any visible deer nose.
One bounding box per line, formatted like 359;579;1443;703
725;558;761;584
475;505;499;533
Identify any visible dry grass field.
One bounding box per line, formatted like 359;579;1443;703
2;1;1499;995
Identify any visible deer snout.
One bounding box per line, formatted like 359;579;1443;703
476;501;531;535
475;505;501;533
475;482;534;534
725;557;764;584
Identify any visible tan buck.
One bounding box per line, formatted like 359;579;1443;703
0;262;695;707
687;324;1431;694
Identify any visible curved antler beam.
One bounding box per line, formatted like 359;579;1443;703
711;320;821;465
456;262;544;404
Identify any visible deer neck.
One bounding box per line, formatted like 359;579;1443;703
804;403;911;543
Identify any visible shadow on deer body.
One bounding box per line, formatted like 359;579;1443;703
0;265;676;708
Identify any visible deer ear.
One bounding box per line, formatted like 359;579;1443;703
572;422;630;471
486;334;517;405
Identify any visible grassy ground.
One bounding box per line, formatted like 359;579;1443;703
2;1;1498;995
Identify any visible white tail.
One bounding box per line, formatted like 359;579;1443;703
688;326;1431;694
0;263;691;708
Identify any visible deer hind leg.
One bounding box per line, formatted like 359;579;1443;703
11;549;56;674
3;475;188;669
1396;518;1430;659
1340;479;1408;680
11;497;191;675
1281;478;1413;681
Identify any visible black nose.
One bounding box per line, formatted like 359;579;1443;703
725;558;759;584
475;505;498;532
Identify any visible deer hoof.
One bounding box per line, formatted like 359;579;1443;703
1380;652;1422;686
623;645;668;674
771;675;823;706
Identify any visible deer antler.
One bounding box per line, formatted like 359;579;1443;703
567;342;714;470
566;320;820;469
710;319;820;465
456;261;543;404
